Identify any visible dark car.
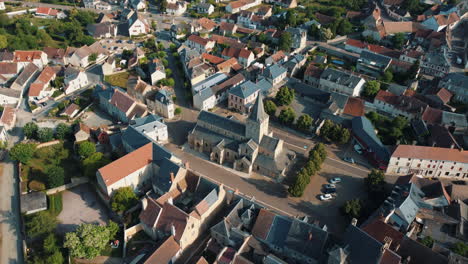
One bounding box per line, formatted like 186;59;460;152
323;188;336;194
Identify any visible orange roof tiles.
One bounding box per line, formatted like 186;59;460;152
156;202;188;242
362;219;404;251
202;53;225;64
98;143;153;187
36;66;57;84
13;51;44;62
436;88;452;104
0;107;15;127
28;83;45;97
188;35;212;46
143;236;180;264
343;97;364;117
197;17;217;31
391;145;468;163
346;38;367;49
251;209;275;240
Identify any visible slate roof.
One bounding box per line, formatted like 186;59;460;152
248;93;268;123
0;62;18;75
360;50;392;67
320;68;363;88
264;64;287;80
396;236;447;264
342;225;385;264
13;63;39;88
20;191;47;214
252;209;276;240
192;72;229;93
198;110;246;137
211;73;245;96
260;135;280;152
229;81;259;99
351;116;390;162
153;158;183;194
0;88;21;98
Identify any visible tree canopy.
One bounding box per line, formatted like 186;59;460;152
55;123;72;140
10;143;36;164
78;141;96;159
46;166;65;188
24;122;39;139
342;198;362;219
25;211;57;238
275;86;295;106
362;80;381;98
264;100;277;116
82;152;111;178
38;127;54;143
111;187;139;213
278;107;296;125
296;114;313;131
279;32;292;52
320;120;350;144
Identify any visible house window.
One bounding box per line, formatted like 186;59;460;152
429;171;433;174
396;162;399;165
417;164;421;168
456;173;460;177
445;172;449;176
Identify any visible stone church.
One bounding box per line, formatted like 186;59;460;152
188;95;294;180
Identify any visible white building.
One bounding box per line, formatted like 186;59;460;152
13;51;48;70
319;68;366;97
148;59;166;85
0;1;5;11
166;1;187;16
197;3;214;14
226;0;261;14
185;35;216;53
128;12;150;36
146;90;175;119
64;67;89;94
386;145;468;180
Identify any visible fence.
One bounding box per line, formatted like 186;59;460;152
45;177;89;195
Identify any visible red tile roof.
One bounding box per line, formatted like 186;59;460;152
28;83;45;97
156;202;189;242
362;219;404;251
110;89;135;114
139;197;162;227
391;145;468;163
0;62;18;75
346;38;367;49
63;103;80;116
188;35;212;46
219;22;237;32
304;63;323;79
436;88;452;104
202;53;225;64
421;106;442;125
343;97;364;117
0;107;15;127
143;236;180;264
375;90;398;104
197;17;217;31
36;7;58;16
13;51;44;62
251;209;275;240
98;143;153;187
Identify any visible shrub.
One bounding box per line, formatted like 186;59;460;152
111;187;138;213
342;198;362;219
175;107;182;115
78;141;96;158
264;100;277;116
278;107;296;125
275;86;295;106
10;143;36;164
37;127;54;142
45;166;65;188
29;180;46;191
25;211;57;238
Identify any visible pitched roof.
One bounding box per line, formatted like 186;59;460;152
396;236;447;264
28;83;45;97
361;219;404;251
211;73;245;95
36;6;58;16
197;17;217;30
0;107;15;127
343;97;364;117
352;116;390;162
304;64;323;79
63;103;80;116
229;81;259;99
98;143;153;187
251;209;275;240
198;110;246;137
156;202;189;242
139;197;162;227
13;63;39;88
202;53;225;64
14;51;44;62
0;62;18;75
143;236;180;264
217;57;242;72
110;89;136;113
435;88;452;104
188;34;212;46
342;225;386;264
315;12;336;25
391;145;468;163
248;93;268;123
219;22;237;32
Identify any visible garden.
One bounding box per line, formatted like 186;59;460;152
104;71;130;89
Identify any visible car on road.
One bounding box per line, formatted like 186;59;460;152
320;194;333;201
343;157;355;164
354;144;363;154
330;177;342;184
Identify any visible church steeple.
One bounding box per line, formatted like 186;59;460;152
246;93;269;143
249;93;268;123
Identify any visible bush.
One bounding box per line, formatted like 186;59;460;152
78;141;96;158
10;143;36;164
275;86;295;106
55;123;71;140
174;107;182;115
46;166;65;188
264;100;277;116
342;198;362;219
111;187;138;213
320;120;350;144
37;127;54;142
25;211;57;238
51;90;63;98
48;193;63;216
24;122;38;139
278;107;296;125
29;180;46;191
296;114;313;131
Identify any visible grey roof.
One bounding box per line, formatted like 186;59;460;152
260;135;280;152
360;50;392;67
320;68;363;88
286;27;306;36
441;111;467;128
20;191;47;214
87;22;115;38
330;92;349;109
131;114;164;126
153;157;182;193
229;81;260;99
154;90;173;105
198;110;246;137
351;116;390;162
197;2;212;9
121;125;151;151
342;225;384;264
441;73;468;87
264;64;287;80
248;93;268;123
13;63;39;88
191;125;240;151
0;88;21;98
196;87;214;102
256;78;273;94
192;72;229;93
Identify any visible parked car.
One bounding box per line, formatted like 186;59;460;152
324;184;336;189
320;194;333;201
354;144;363;154
343;157;355;164
330;177;342;184
324;188;336;194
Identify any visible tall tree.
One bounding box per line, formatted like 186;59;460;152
264;100;277;116
278;107;296;125
25;211;57;238
111;187;138;213
279;32;292;52
362;80;381;98
37;127;54;142
46;166;65;188
365;169;385;195
78;141;96;159
24;122;39;139
10;143;36;164
64;223;116;260
296;114;313;131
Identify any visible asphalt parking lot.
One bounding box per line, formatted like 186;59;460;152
57;184;110;234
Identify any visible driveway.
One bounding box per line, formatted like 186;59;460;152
81;108;114;128
57;184;110;234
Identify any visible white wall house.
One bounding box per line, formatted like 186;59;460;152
386;145;468;180
128;12;150;36
193;88;216;111
319;68;365;97
64;69;88;94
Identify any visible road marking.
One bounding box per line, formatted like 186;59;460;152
326;157;370;174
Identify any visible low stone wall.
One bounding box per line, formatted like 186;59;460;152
124;223;142;242
36;140;61;149
45;177;89;195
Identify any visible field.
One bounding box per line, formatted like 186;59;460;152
104;72;130;89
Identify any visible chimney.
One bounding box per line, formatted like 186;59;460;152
170;172;174;183
141;197;148;210
184;162;190;170
171;224;176;237
351;218;358;226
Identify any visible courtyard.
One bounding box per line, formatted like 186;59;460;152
56;184;111;234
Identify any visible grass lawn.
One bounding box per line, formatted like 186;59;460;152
22;142;82;191
48;192;63;216
104;72;130;89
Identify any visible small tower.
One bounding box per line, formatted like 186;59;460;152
246;94;269;143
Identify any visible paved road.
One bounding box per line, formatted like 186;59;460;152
0;104;32;264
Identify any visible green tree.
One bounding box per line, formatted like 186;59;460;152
322;28;334;40
334;18;353;36
312;143;327;162
111;187;138;213
24;122;39;139
452;242;468;257
285;10;297;27
278;107;296;125
308;24;321;40
362;80;381;98
338;127;350;144
46;166;65;188
380;70;393;83
174;107;182;115
408;60;420;80
46;250;64;264
288;170;309;197
264;100;277;116
89;53;97;63
279;31;292;52
37;127;54;142
420;236;434;248
78;141;96;158
275;86;295;106
0;35;7;49
108;221;119;240
342;198;361;219
10;143;36;164
82;152;111;178
43;233;59;254
365;169;385;195
64;223;115;259
55;123;71;140
26;211;57;238
392;33;405;49
296;114;313;131
151;20;157;30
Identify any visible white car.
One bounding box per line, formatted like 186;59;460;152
320;194;333;201
354;144;363;154
330;177;342;184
